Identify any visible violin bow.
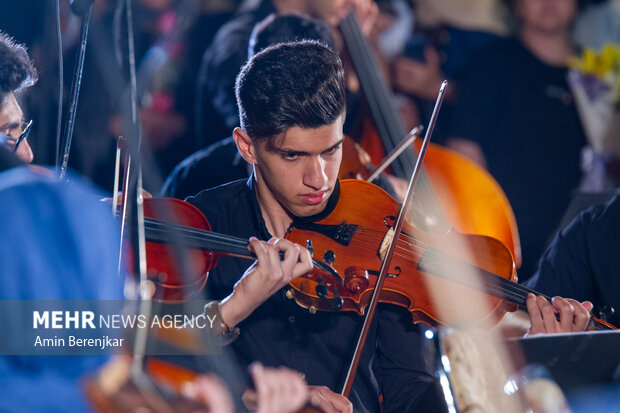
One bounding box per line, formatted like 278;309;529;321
365;125;422;183
57;0;94;181
340;81;448;397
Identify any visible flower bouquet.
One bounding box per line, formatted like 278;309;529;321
568;44;620;155
568;43;620;188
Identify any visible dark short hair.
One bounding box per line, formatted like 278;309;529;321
0;32;37;103
248;13;335;58
235;41;346;141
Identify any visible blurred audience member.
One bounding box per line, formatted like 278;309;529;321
446;0;587;280
392;0;508;141
195;0;378;148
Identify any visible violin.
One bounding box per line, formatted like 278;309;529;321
139;197;340;301
138;191;614;330
284;179;616;331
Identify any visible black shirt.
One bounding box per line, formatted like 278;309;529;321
525;194;620;327
160;137;248;199
186;176;439;412
449;37;587;280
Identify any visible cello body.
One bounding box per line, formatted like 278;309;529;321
338;13;521;267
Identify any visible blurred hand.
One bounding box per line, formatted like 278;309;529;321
182;374;234;413
445;138;488;169
307;386;353;413
393;47;443;100
525;293;593;336
338;0;379;37
243;363;309;413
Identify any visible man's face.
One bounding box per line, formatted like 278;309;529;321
252;116;344;218
516;0;577;34
0;92;33;163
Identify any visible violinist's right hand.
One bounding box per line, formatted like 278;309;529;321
220;237;312;328
308;386;353;413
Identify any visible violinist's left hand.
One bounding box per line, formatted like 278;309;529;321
221;237;313;329
525;293;593;336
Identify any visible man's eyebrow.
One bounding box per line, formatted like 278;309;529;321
322;138;345;153
275;138;345;156
0;121;20;130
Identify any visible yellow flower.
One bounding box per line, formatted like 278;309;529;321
571;44;620;104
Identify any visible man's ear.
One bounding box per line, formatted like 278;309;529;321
233;127;257;164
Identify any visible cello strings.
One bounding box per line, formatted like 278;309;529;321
342;14;450;232
341;16;392;157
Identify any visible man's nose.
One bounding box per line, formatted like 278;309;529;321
303;156;328;189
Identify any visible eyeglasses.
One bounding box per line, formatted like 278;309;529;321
1;120;32;153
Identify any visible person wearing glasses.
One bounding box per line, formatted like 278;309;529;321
0;31;36;164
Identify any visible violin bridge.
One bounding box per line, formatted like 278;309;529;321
378;227;395;261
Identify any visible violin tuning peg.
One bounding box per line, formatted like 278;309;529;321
285;289;294;300
323;250;335;265
315;283;328;299
332;288;343;311
598;305;615;322
306;240;313;257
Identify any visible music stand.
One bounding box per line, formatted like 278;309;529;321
507;330;620;393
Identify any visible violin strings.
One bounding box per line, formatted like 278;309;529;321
144;218;251;254
144;219;328;272
144;218;248;246
383;238;546;306
299;223;544;306
390;239;543;304
145;218;607;326
144;226;248;253
144;219;543;307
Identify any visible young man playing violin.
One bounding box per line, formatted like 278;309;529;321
187;40;593;413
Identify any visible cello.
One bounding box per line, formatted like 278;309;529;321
338;13;522;267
